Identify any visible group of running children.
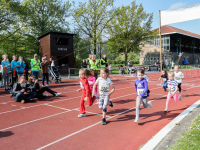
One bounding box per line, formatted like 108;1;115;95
78;65;183;125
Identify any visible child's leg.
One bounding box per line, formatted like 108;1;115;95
142;97;149;108
80;94;86;114
166;92;172;109
178;83;181;93
136;97;142;118
102;96;109;117
173;93;180;102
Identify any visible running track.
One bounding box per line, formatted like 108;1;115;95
0;72;200;150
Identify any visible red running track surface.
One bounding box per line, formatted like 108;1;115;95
0;72;200;150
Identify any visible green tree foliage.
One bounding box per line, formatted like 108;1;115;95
72;0;116;55
0;0;22;43
107;1;155;65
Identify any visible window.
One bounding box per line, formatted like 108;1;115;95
56;38;69;45
154;57;156;61
150;57;153;61
147;57;149;61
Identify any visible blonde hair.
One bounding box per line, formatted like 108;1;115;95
19;56;23;61
168;72;174;77
19;76;25;84
12;55;17;59
2;54;8;60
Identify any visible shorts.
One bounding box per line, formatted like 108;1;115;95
99;95;109;112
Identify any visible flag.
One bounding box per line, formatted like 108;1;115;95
161;3;200;25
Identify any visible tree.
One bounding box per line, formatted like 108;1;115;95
0;0;22;43
107;1;155;65
72;0;116;55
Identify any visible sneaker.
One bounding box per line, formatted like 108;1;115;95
46;84;49;87
109;101;113;107
148;101;153;109
102;118;106;125
21;100;25;104
134;118;139;123
164;108;168;112
44;94;49;97
55;93;61;97
179;94;182;101
42;85;45;87
78;114;86;118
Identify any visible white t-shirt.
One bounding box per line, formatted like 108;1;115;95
143;75;149;82
96;77;113;95
174;71;184;83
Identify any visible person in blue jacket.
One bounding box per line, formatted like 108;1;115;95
17;56;26;79
2;54;11;91
11;55;19;84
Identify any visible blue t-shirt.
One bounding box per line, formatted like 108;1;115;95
11;60;18;72
1;60;11;75
17;61;26;74
135;78;149;99
167;80;178;92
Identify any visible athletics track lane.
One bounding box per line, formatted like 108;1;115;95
0;73;200;150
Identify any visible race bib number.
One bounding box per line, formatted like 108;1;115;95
168;84;175;92
175;76;180;80
88;81;93;85
100;85;109;92
163;78;167;82
137;89;147;96
80;82;84;89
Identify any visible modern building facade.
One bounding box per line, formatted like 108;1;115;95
140;25;200;65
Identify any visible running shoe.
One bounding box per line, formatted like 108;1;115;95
55;93;61;97
109;101;113;107
148;101;153;109
134;118;139;123
42;85;45;87
21;100;25;104
164;108;168;112
44;94;49;97
179;94;182;101
78;114;86;118
102;118;106;125
46;84;49;87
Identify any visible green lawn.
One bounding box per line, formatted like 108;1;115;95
169;115;200;150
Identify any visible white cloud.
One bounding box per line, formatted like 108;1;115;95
168;2;187;10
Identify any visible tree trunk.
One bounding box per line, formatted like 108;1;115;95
94;38;96;54
125;46;128;66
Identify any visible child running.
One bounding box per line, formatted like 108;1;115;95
134;69;152;123
92;68;115;125
77;69;94;118
174;65;184;93
158;70;168;92
164;72;182;112
87;70;99;103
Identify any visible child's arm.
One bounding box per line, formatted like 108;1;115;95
180;72;184;79
172;85;178;96
157;77;161;82
92;82;98;97
108;84;115;97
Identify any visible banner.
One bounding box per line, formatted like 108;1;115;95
161;3;200;25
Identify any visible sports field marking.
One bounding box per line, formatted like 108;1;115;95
45;104;71;111
141;99;200;150
36;107;137;150
0;110;72;131
72;108;111;117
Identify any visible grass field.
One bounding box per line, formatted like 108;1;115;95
169;114;200;150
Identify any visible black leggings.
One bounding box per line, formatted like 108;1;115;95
178;83;181;93
12;72;18;84
35;87;56;99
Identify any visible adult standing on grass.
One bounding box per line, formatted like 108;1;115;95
41;57;49;87
31;54;40;79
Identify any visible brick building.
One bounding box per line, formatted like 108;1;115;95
140;25;200;65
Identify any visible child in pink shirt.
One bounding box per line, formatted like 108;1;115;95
87;70;99;102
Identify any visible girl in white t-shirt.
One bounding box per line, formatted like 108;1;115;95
92;68;115;125
174;66;184;93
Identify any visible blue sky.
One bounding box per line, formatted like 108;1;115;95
71;0;200;34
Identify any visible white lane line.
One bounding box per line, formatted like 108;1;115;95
0;96;81;115
141;99;200;150
45;104;71;111
0;110;72;131
72;108;111;118
36;107;136;150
